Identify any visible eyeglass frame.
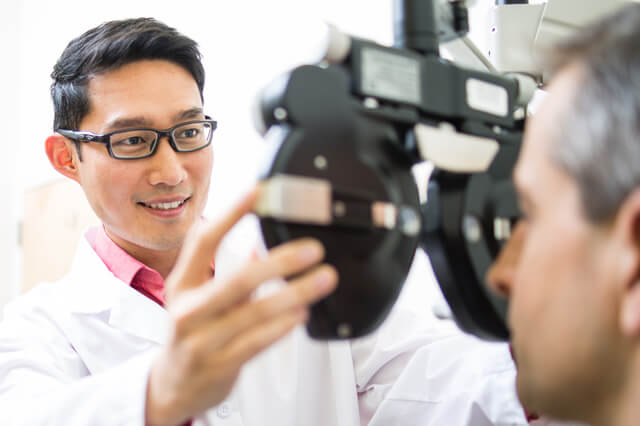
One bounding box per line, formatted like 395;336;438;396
55;116;217;161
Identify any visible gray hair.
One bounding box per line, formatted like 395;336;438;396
546;4;640;222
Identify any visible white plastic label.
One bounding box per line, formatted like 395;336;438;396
361;47;422;105
466;78;509;117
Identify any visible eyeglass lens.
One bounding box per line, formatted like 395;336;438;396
109;121;213;158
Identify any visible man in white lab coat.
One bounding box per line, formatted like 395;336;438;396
485;4;640;426
0;17;528;425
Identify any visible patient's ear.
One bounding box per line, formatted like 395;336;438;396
616;189;640;337
45;134;80;183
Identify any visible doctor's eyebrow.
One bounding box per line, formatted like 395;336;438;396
102;116;152;131
172;107;204;122
101;107;205;132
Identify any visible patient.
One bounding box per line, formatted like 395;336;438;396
486;5;640;426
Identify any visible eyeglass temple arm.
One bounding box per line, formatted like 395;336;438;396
55;129;107;162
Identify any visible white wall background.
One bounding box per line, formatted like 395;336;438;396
0;0;503;314
0;1;23;312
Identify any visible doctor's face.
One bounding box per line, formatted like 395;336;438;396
487;66;625;422
72;60;213;257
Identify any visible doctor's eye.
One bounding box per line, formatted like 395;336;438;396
109;130;156;156
113;136;146;146
176;127;201;139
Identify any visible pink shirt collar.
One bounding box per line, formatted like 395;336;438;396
85;226;166;306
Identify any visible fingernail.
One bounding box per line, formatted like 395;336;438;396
315;268;335;290
299;242;323;262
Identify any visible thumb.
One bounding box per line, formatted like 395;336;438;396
166;188;259;299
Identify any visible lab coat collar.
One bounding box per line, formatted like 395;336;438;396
65;237;169;344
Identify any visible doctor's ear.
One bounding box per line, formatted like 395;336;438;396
615;188;640;337
45;134;80;183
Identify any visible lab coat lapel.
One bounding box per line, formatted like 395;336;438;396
108;285;169;345
67;237;169;345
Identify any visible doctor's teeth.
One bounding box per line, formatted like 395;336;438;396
147;200;184;210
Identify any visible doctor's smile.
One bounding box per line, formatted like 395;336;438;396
137;195;192;218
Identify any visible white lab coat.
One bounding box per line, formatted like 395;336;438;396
0;237;530;426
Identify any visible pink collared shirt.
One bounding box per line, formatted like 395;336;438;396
85;226;167;306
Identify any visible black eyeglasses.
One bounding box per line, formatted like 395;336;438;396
56;117;217;160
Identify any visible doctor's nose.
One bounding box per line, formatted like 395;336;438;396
147;136;187;187
485;222;527;299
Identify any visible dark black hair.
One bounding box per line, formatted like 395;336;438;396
50;17;205;131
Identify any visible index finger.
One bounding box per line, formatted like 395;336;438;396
167;188;259;297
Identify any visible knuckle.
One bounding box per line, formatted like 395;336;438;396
231;267;261;294
171;305;194;339
252;299;276;321
227;275;249;297
181;338;205;371
282;241;312;264
299;265;336;297
243;335;266;358
269;241;304;266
